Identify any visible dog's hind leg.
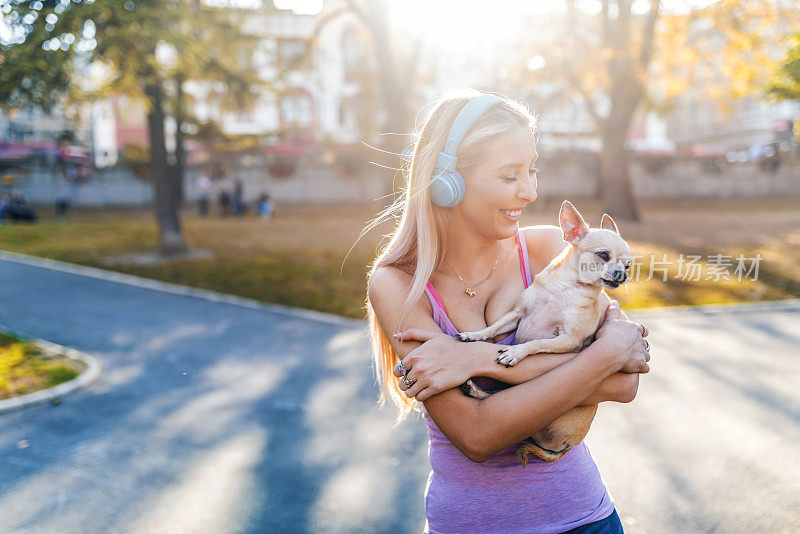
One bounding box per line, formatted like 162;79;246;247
457;308;522;342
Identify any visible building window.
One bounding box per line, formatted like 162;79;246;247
278;39;310;71
280;91;313;129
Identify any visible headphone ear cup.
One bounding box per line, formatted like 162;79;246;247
430;171;466;207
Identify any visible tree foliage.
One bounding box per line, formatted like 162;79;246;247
1;0;266;253
655;1;800;109
767;32;800;103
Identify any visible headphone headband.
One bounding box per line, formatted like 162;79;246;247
429;93;505;207
436;94;505;172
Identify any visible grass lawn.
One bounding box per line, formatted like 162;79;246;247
0;197;798;319
0;332;83;400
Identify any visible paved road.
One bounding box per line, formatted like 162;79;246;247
0;256;798;533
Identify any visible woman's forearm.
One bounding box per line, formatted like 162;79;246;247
468;342;621;459
470;343;636;404
473;344;578;384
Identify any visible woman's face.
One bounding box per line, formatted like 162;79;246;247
454;127;538;241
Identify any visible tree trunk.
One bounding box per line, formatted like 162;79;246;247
599;120;639;221
145;80;187;255
596;0;641;222
598;73;641;221
173;73;186;204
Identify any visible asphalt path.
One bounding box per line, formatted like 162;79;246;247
0;256;798;533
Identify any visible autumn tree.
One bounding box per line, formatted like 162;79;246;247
0;0;262;254
766;32;800;106
508;0;800;220
510;0;660;221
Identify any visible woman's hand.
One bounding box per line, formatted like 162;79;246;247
392;328;480;402
594;300;650;374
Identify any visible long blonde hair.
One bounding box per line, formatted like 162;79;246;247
364;88;537;422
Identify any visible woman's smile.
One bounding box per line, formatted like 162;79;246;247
500;208;523;221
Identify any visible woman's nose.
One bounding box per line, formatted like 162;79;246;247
518;176;537;202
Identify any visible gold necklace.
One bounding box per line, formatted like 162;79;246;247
445;243;501;298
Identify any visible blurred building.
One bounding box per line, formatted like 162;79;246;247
187;2;371;148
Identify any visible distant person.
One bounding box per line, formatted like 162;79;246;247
196;172;212;217
55;196;70;222
256;192;273;220
0;194;7;225
233;179;246;216
218;187;232;217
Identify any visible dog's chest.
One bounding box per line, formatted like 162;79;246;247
514;288;600;349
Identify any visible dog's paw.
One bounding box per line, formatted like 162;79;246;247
457;332;484;343
496;346;528;367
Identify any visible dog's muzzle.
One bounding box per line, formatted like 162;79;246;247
602;269;627;288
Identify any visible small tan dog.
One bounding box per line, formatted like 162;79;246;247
458;200;631;466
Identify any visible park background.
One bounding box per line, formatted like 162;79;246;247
1;0;800;533
1;0;799;316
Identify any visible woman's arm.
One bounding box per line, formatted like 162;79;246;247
396;291;641;405
471;340;637;404
369;267;644;463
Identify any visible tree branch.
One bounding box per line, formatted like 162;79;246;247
639;0;660;69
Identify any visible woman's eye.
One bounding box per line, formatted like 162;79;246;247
502;176;517;182
596;251;610;262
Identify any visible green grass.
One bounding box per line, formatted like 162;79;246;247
0;332;80;400
1;199;799;320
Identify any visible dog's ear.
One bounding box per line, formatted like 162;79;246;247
559;200;589;244
600;213;619;234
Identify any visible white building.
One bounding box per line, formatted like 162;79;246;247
188;3;368;146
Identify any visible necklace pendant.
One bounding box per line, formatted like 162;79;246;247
465;288;476;298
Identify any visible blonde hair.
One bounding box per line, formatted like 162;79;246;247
364;88;537;422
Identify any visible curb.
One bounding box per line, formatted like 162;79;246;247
625;298;800;318
0;250;366;329
1;249;797;326
0;335;102;416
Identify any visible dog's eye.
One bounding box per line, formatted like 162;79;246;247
596;251;610;262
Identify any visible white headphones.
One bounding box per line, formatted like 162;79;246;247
429;94;505;207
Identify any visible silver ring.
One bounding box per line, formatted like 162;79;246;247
644;339;650;351
403;374;416;387
396;361;407;375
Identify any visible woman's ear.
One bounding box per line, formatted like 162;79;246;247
559;200;589;244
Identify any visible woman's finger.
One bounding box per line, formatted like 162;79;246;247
602;301;621;324
404;376;425;399
415;387;435;402
393;359;409;377
393;328;442;343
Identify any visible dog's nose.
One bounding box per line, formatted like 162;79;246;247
612;269;627;283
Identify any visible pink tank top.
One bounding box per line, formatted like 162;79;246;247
420;229;615;534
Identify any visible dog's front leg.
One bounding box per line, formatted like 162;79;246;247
496;333;578;367
457;308;522;343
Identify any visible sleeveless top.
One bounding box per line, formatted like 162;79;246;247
420;229;615;534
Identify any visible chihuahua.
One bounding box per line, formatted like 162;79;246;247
458;200;631;466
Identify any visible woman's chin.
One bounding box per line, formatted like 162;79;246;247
495;221;519;239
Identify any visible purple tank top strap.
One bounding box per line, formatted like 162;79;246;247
424;283;459;337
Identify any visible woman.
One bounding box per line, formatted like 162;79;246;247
366;89;651;533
